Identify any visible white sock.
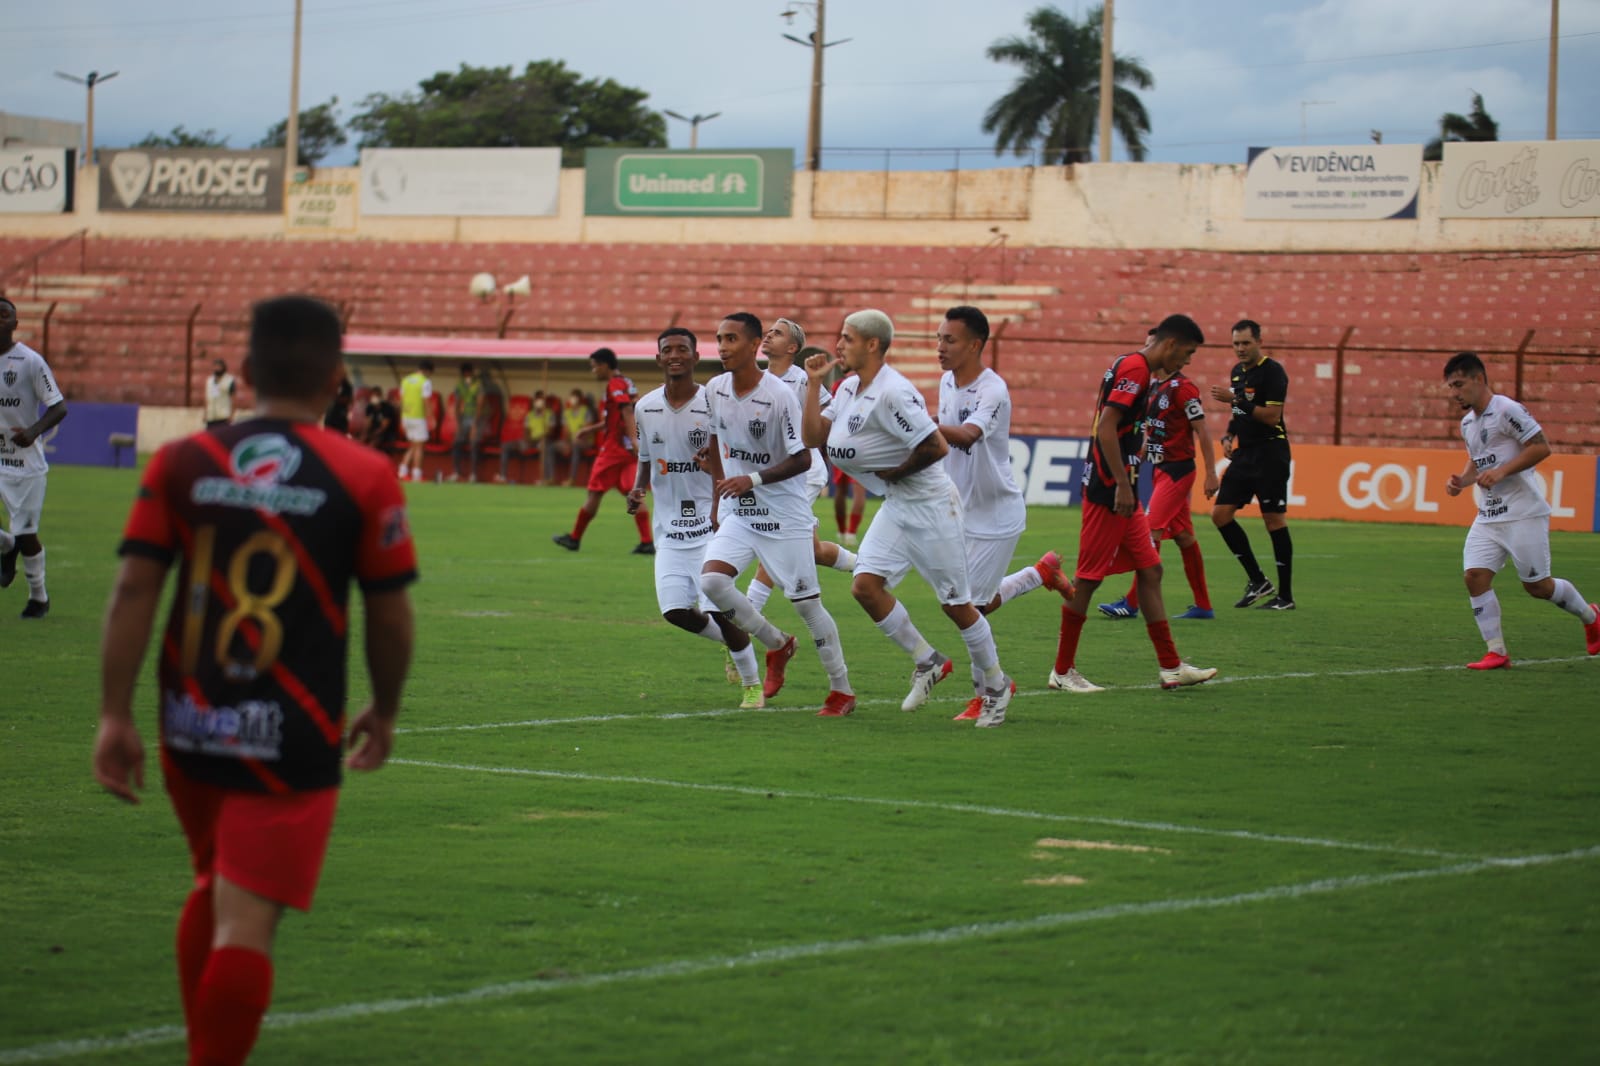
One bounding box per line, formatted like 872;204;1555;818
746;579;773;613
1548;578;1596;623
875;600;936;664
998;565;1043;605
23;549;46;602
731;644;760;685
398;465;410;479
958;612;1004;685
0;529;14;553
792;596;851;693
693;615;725;643
1470;591;1504;654
701;571;786;649
830;547;857;572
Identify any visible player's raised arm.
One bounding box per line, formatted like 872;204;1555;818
800;346;840;449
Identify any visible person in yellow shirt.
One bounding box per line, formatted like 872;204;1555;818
397;360;434;483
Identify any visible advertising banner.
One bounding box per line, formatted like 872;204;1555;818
584;148;793;217
99;149;284;213
0;148;74;213
38;402;139;468
1188;443;1597;533
286;173;358;232
360;148;561;217
1244;144;1420;220
1439;140;1600;219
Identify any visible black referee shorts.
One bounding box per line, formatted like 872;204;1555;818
1216;443;1291;513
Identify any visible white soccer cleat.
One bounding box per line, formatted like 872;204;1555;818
901;654;953;712
1048;668;1104;693
1159;661;1218;689
975;676;1014;728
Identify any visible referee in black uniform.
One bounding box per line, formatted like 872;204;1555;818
1209;319;1295;610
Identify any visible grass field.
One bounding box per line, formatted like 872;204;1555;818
3;464;1599;1065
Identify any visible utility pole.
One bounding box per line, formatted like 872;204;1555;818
1547;0;1559;139
1097;0;1114;162
287;0;304;175
665;110;723;150
54;70;119;169
782;1;850;171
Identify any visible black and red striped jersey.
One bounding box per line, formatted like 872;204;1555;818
1082;350;1153;508
119;418;418;793
1142;372;1206;466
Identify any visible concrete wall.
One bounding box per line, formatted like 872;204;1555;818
4;161;1596;252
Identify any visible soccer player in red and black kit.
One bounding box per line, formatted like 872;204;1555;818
1209;319;1295;610
93;295;418;1066
553;347;655;554
1049;314;1218;694
1098;359;1220;620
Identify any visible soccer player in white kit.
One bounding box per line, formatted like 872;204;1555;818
935;305;1075;720
699;313;856;717
803;309;1015;728
1442;352;1600;669
741;317;857;612
627;328;765;707
0;297;70;618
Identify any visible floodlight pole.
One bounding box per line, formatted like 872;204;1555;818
1097;0;1114;163
1546;0;1559;139
665;110;723;150
287;0;304;175
55;70;119;169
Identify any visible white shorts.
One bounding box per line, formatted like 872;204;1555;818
1464;516;1552;583
402;417;429;444
965;533;1023;606
705;522;821;600
0;475;47;536
855;485;972;606
656;540;716;614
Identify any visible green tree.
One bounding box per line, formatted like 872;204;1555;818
349;60;666;167
133;125;228;149
256;96;348;166
1423;92;1498;162
983;4;1153;165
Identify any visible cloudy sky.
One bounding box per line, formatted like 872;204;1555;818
9;0;1599;167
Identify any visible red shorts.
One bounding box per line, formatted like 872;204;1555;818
587;447;638;494
1146;467;1196;541
1076;499;1161;582
832;465;856;488
163;752;340;912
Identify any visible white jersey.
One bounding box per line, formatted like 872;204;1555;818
0;342;65;479
824;363;950;502
1460;393;1551;524
775;363;830;495
938;367;1025;538
635;383;715;547
705;369;813;538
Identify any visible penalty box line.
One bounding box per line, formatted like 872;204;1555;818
394;654;1596;737
7;844;1597;1065
389;757;1472;860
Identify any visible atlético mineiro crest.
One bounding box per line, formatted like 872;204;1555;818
688;426;708;452
2;370;15;387
1479;428;1488;445
748;417;767;441
847;413;865;435
958;407;972;423
231;434;302;485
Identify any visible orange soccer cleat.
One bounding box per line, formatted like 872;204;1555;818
762;635;799;699
1466;651;1511;671
816;691;857;717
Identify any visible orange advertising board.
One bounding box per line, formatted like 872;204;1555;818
1189;443;1598;533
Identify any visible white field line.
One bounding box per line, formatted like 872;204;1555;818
7;844;1596;1065
394;654;1595;737
388;758;1470;860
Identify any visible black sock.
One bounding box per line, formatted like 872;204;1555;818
1216;521;1264;584
1269;526;1294;602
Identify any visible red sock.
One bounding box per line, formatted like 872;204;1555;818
177;886;215;1027
570;509;595;541
1054;605;1086;674
1146;619;1180;670
1180;540;1211;610
632;508;652;544
190;946;273;1066
848;512;862;534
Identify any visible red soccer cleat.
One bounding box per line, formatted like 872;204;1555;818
953;678;1014;721
817;691;857;717
763;634;799;699
1035;550;1076;601
1585;604;1600;656
1467;651;1512;671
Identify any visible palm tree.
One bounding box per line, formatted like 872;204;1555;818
1423;92;1498;162
983;4;1153;165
